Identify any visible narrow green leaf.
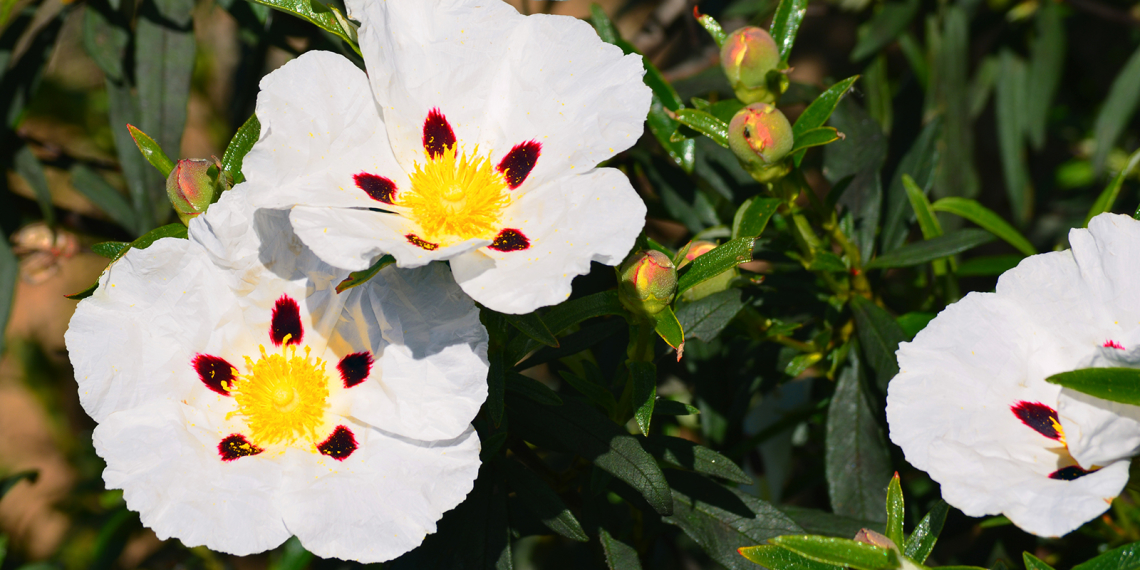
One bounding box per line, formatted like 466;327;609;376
0;534;7;567
781;507;881;539
70;165;138;235
1072;541;1140;570
968;56;1000;120
653;399;700;417
850;297;906;390
675;289;746;342
599;528;643;570
127;124;175;178
222;113;261;184
770;536;900;570
1045;367;1140;406
826;345;891;522
0;238;18;355
643;434;751;484
902;174;942;239
503;460;588;542
508;393;673;515
248;0;359;53
955;254;1022;277
769;0;808;63
505;312;559;348
884;473;903;548
136;0;195;198
92;242;129;259
932;197;1036;256
1023;553;1056;570
13;145;54;226
903;500;948;564
538;290;624;337
735;197;782;239
1025;1;1064;150
0;470;37;499
695;9;727;47
882;119;941;252
677;237;755;294
674;109;729;148
996;51;1033;226
107;83;159;235
865;230;996;270
82;1;130;82
864;54;892;133
557;368;617;414
653;306;685;353
850;0;919;62
790;127;842;155
1088;147;1140;226
507;371;562;406
932;7;979;199
1092;45;1140;174
629;361;656;436
792;76;860;141
90;507;135;570
334;255;396;293
709;99;747;124
739;545;844;570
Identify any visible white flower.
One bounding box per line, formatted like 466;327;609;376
242;0;651;314
64;188;489;562
887;213;1140;538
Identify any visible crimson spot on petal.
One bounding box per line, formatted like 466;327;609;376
219;434;263;461
338;352;373;388
193;354;237;396
1011;401;1062;440
423;108;456;159
497;141;541;189
1049;465;1092;481
406;233;439;251
489;228;530;252
354;173;397;204
271;294;304;346
318;425;358;460
1105;340;1126;350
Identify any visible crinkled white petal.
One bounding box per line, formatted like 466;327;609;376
1059;389;1140;468
450;167;645;313
276;424;481;563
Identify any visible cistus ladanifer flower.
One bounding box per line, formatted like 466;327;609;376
618;250;678;318
167;158;227;225
888;213;1140;538
64;187;489;562
242;0;651;315
721;26;781;104
728;103;794;181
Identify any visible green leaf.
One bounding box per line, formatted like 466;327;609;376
932;197;1037;256
654;306;685;352
82;1;130;83
709;99;747;124
92;242;129;259
770;536;900;570
0;534;6;567
1087;147;1140;225
1092;45;1140;174
1023;553;1056;570
932;7;979;200
903;500;947;564
0;470;37;499
675;289;746;342
248;0;359;53
222;113;261;184
66;224;189;300
599;527;643;570
739;545;844;570
674;109;729;148
643;434;751;484
791;76;860;165
70;165;138;235
864;54;892;133
826;345;890;522
653;399;700;417
531;290;624;337
557;361;617;414
1024;1;1064;151
896;312;934;340
505;312;559;348
769;0;808;63
884;473;903;548
503;460;588;542
902;174;942;240
508;393;673;515
781;507;880;538
695;9;727;47
107;83;160;235
735;197;782;239
335;255;396;293
0;237;14;356
850;296;906;390
955;254;1022;277
790;127;842;155
677;237;756;294
850;0;919;62
136;0;195;188
13;145;55;226
629;361;657;436
995;51;1033;227
663;471;803;570
506;371;562;406
1045;368;1140;406
865;229;996;270
881;119;941;252
1072;542;1140;570
269;537;313;570
90;507;136;570
126;124;175;178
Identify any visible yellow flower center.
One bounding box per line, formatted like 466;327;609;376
1050;415;1066;446
401;146;510;244
228;342;329;448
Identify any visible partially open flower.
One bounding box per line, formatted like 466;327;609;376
888;213;1140;538
728;103;794;181
64;188;488;562
167;158;226;224
721;26;781;103
619;250;677;318
243;0;651;314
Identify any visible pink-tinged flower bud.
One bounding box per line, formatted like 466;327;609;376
853;528;897;550
619;250;678;318
676;240;718;269
728;103;794;181
167;158;224;224
676;240;736;301
721;26;781;103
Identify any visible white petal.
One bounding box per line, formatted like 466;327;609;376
278;424;481;563
1072;213;1140;324
95;402;291;555
327;263;489;441
1059;390;1140;468
450;168;645;314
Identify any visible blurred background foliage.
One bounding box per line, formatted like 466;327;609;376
1;0;1139;568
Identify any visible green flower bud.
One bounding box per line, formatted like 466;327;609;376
728;103;794;181
167;158;226;225
619;250;678;318
721;26;781;103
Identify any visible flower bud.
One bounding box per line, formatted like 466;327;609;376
167;158;225;225
619;250;678;318
721;26;781;103
728;103;794;181
676;240;735;301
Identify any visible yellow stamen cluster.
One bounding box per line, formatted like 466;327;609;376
401;146;509;244
228;343;330;448
1050;416;1067;446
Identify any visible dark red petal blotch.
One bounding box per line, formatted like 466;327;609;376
497;141;541;189
406;233;439;251
354;173;397;204
318;425;358;460
1049;465;1092;481
193;354;237;396
271;294;304;346
489;228;530;252
219;434;263;461
422;108;456;159
1011;401;1062;440
338;352;374;388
